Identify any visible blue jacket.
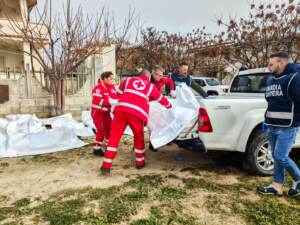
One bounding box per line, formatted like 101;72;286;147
171;73;192;86
265;63;300;127
170;73;208;97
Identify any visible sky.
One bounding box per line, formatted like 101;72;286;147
35;0;288;35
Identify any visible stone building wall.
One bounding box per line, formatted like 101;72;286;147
0;74;93;120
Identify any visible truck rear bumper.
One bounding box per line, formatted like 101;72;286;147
199;132;242;152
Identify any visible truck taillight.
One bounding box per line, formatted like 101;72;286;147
198;108;213;132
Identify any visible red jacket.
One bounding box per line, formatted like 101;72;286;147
91;82;117;112
107;84;118;100
114;74;172;123
152;77;175;93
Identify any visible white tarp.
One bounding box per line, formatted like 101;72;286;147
41;113;94;137
82;111;96;130
149;84;200;148
0;114;87;158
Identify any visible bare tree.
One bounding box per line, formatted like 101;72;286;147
216;0;300;69
116;27;221;75
112;7;141;76
2;0;111;115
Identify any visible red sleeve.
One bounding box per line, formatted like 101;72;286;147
116;79;126;97
149;84;171;108
163;77;175;90
92;86;103;102
109;85;118;99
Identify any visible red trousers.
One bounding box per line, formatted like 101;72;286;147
102;111;146;169
91;109;112;149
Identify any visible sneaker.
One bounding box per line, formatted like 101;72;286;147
288;181;300;197
149;143;157;152
93;149;105;157
257;184;283;196
100;167;110;175
136;164;145;170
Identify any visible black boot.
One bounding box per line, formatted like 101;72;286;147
100;167;111;175
93;148;105;157
136;164;145;170
149;143;157;152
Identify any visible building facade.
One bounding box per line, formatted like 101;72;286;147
0;0;116;119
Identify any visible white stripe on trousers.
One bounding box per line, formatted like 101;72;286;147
135;149;145;154
106;147;117;152
136;157;145;161
103;158;113;163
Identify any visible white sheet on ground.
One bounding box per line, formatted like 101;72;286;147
41;113;94;137
149;84;200;148
0;114;87;158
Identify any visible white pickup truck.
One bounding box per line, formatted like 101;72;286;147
197;68;300;175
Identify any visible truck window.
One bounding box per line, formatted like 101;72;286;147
205;78;220;86
230;73;273;93
194;79;206;87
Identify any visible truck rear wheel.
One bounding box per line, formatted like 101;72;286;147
244;130;274;176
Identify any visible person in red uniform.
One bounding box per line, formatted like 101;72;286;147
100;69;172;174
149;65;176;152
151;65;176;97
91;71;117;156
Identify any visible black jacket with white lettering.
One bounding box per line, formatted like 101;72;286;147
265;63;300;127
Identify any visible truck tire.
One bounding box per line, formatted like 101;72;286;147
244;130;274;176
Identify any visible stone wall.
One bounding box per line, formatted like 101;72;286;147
0;74;93;120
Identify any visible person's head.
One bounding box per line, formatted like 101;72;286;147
178;62;189;77
268;52;290;75
101;71;114;85
151;65;165;81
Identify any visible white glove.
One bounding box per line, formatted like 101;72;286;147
170;90;176;98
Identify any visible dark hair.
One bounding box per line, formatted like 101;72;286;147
270;52;289;59
179;62;189;67
101;71;113;80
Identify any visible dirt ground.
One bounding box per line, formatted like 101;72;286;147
0;136;299;225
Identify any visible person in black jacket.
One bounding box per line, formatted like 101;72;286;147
257;52;300;197
171;62;208;97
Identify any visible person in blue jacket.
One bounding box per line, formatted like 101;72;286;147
171;62;208;97
257;52;300;197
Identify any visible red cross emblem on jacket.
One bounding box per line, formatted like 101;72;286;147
133;80;146;90
114;74;172;124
